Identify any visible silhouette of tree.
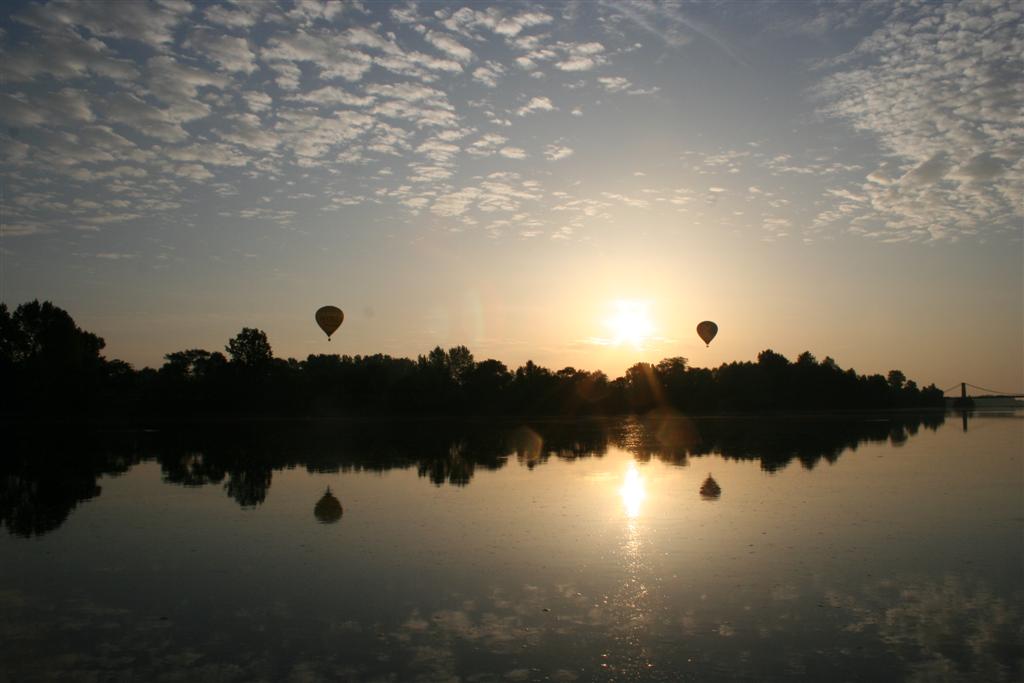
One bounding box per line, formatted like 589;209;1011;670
448;345;474;385
0;300;949;418
226;328;272;368
464;358;511;412
624;362;661;412
887;369;906;391
0;300;108;412
164;349;222;379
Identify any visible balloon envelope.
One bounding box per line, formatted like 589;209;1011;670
315;306;344;339
696;320;718;347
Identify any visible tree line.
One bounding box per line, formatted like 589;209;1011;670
0;300;945;418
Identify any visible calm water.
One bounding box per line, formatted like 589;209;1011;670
2;412;1021;682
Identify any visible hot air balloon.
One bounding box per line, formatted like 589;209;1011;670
315;306;344;340
314;487;343;523
696;320;718;347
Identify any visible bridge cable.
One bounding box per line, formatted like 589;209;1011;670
965;382;1023;396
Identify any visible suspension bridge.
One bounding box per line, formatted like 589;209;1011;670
941;382;1024;405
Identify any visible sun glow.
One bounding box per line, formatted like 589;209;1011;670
619;462;647;518
605;300;654;349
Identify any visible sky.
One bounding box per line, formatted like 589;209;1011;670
1;0;1021;391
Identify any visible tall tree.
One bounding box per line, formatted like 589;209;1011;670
225;328;273;368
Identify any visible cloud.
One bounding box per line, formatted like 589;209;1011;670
275;109;375;159
287;0;347;25
366;81;451;106
101;92;193;142
950;154;1009;183
597;76;630;92
204;3;263;29
899;153;951;187
164;143;251;167
408;164;454;182
554;41;605;71
341;25;463;80
5;0;1014;251
14;0;188;47
1;22;140;83
77;252;137;259
217;113;282;151
146;55;231;106
467;133;508;157
544;144;574;161
2;219;48;237
602;0;746;65
472;62;505;87
416;138;461;163
499;147;527;159
494;11;554;37
1;90;94;127
516;96;555;116
261;30;374;82
184;28;258;74
431;187;482;217
287;86;374;107
424;30;474;63
815;0;1023;240
442;8;554;39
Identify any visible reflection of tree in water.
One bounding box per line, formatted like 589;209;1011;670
2;413;945;536
224;467;273;507
617;412;945;472
0;429;138;537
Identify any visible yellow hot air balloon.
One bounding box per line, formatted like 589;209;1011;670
315;306;344;340
696;320;718;347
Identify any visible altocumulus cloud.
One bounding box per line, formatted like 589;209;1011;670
0;0;1017;248
813;1;1023;241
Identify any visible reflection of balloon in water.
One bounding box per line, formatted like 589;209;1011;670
314;487;343;523
315;306;344;340
696;321;718;347
700;474;721;500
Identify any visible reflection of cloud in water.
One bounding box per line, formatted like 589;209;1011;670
837;576;1023;682
3;565;1018;681
386;584;612;680
770;583;800;601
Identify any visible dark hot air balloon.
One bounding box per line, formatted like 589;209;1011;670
696;321;718;347
315;306;344;340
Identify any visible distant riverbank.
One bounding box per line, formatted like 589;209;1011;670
3;301;945;419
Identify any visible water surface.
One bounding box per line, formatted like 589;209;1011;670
2;412;1021;681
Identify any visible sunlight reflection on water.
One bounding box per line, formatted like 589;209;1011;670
1;413;1021;681
619;462;646;519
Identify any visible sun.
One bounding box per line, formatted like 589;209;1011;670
605;300;654;349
